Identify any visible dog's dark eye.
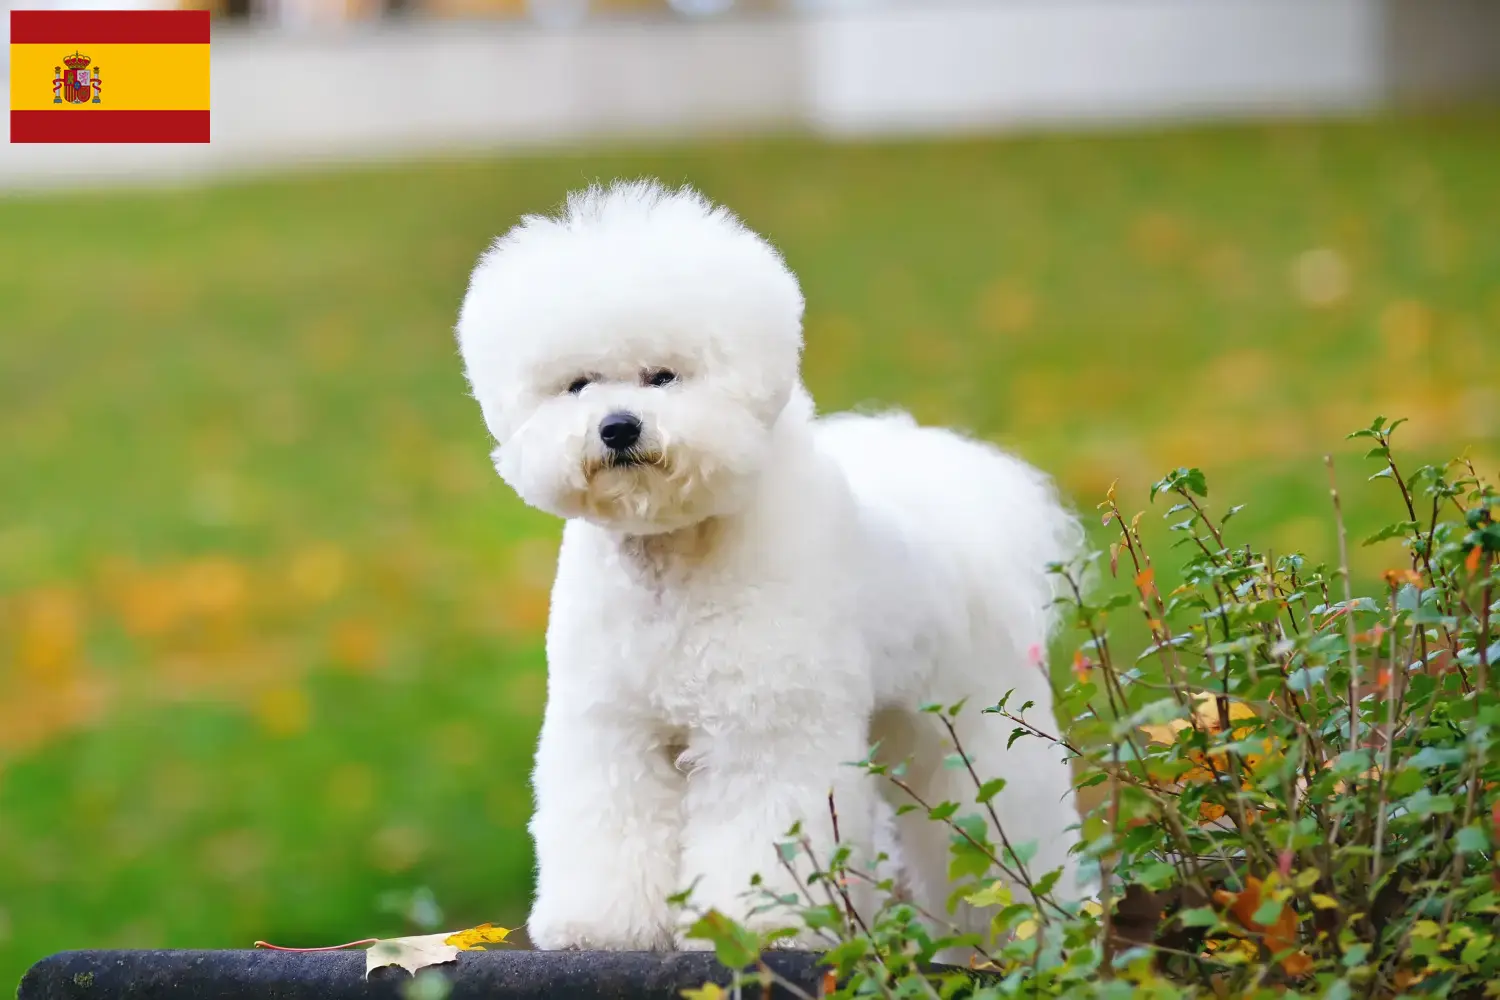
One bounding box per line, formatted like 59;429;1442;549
566;376;592;395
644;369;677;388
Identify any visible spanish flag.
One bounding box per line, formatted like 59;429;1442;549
9;9;210;143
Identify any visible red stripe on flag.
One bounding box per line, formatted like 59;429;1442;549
11;110;210;143
9;9;210;45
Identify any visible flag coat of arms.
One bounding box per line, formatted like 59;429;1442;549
9;9;210;143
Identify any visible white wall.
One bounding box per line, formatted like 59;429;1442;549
802;0;1382;134
0;17;802;187
0;0;1482;191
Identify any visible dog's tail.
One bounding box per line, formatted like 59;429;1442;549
813;409;1085;660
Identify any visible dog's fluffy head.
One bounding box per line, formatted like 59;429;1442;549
456;181;805;534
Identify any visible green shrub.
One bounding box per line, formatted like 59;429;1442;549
686;418;1498;999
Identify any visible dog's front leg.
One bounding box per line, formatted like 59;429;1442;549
527;702;685;950
676;720;877;948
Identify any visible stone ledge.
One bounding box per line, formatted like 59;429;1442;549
18;949;849;999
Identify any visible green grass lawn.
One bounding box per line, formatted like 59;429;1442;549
1;114;1498;989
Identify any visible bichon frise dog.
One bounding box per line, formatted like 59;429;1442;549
455;181;1085;954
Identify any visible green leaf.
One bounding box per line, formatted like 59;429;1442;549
1251;898;1284;926
1129;698;1190;728
1362;521;1418;546
800;903;843;931
1387;767;1425;796
928;801;959;821
1176;907;1220;928
1031;869;1061;899
1407;746;1464;770
1005;840;1038;868
948;842;991;882
1461;933;1492;966
821;937;869;969
1150;467;1208;501
1396;583;1422;612
1330;749;1374;777
1412;605;1458;626
1132;861;1177;890
1246;600;1282;624
992;903;1035;936
684;911;759;969
1287;666;1326;693
1455;826;1489;854
965;881;1013;908
1402;789;1456;817
951;813;989;843
976;778;1007;803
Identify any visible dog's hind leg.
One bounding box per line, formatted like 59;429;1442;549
880;704;1083;964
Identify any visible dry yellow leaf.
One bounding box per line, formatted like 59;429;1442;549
1198;801;1228;822
365;933;458;978
444;922;511;951
1189;693;1257;730
1140;718;1191;746
363;923;512;978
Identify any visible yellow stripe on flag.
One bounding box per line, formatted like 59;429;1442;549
9;43;209;111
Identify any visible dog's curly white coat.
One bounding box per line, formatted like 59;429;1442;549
456;181;1085;954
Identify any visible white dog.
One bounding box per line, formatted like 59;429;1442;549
455;181;1085;954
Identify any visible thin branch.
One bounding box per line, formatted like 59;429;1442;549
1326;455;1361;753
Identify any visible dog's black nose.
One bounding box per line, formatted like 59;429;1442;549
599;412;642;452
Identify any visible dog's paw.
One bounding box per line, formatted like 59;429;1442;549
527;905;674;952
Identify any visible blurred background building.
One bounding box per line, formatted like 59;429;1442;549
2;0;1498;187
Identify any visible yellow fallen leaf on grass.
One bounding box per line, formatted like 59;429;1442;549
254;923;510;979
